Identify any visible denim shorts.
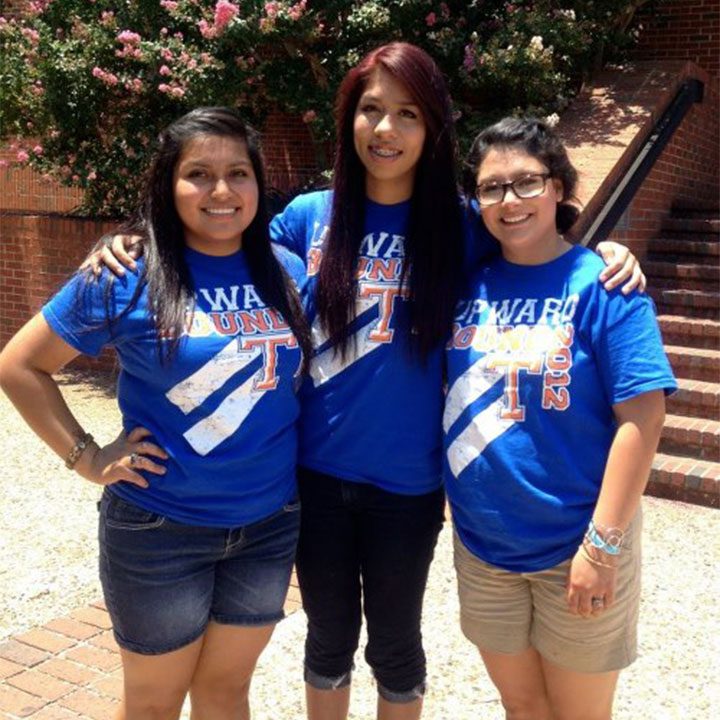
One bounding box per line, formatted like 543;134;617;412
98;489;300;655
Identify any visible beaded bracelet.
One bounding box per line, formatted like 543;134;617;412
584;519;624;556
65;432;94;470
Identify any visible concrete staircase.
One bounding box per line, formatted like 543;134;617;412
646;204;720;506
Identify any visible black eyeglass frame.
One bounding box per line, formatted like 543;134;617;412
475;173;552;207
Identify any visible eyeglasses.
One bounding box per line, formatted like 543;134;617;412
475;173;551;207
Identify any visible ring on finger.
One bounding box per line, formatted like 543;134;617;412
591;596;605;610
129;452;139;467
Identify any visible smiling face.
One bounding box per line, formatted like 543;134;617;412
173;134;259;256
477;146;568;265
353;67;426;204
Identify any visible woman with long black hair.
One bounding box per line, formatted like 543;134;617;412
0;107;311;720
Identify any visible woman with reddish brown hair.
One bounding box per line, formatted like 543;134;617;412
269;43;642;720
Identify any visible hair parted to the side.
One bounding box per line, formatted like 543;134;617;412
463;116;581;234
113;106;311;367
317;42;464;360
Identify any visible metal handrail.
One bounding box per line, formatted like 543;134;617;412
582;77;705;247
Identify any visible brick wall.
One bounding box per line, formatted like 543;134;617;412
606;78;719;252
0;214;120;369
631;0;719;78
0;110;320;214
262;112;328;192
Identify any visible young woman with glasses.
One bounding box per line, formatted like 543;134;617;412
445;116;676;720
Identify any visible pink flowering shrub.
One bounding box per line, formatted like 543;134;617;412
0;0;646;215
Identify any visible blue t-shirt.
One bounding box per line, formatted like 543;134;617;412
271;189;492;495
43;245;306;527
444;245;677;571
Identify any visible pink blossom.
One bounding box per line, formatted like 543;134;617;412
0;160;8;169
125;78;144;93
72;174;79;182
214;1;239;31
116;46;143;59
21;27;40;44
173;32;183;40
100;11;115;26
27;1;52;16
161;48;174;61
116;30;141;45
302;110;317;123
159;65;172;76
92;67;119;86
198;20;217;39
158;83;170;93
32;145;43;155
170;86;185;98
160;0;178;11
264;2;279;19
440;3;450;19
425;12;436;27
463;45;476;71
16;150;30;163
259;17;273;32
288;1;307;21
87;171;97;181
160;27;168;36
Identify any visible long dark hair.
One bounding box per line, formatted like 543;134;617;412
116;107;311;367
463;117;580;234
317;42;464;360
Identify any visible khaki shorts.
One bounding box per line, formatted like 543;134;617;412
453;512;642;673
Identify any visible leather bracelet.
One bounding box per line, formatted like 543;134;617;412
65;432;94;470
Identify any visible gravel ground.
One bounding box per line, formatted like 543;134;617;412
1;370;718;719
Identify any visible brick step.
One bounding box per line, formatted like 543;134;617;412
671;201;720;216
657;305;719;321
662;217;720;234
666;377;720;419
648;275;720;293
645;260;720;284
652;290;720;321
659;414;720;462
645;452;719;507
658;315;720;350
651;239;719;257
664;344;720;382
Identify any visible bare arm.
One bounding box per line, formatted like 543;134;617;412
566;390;665;616
0;314;166;486
596;240;647;294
